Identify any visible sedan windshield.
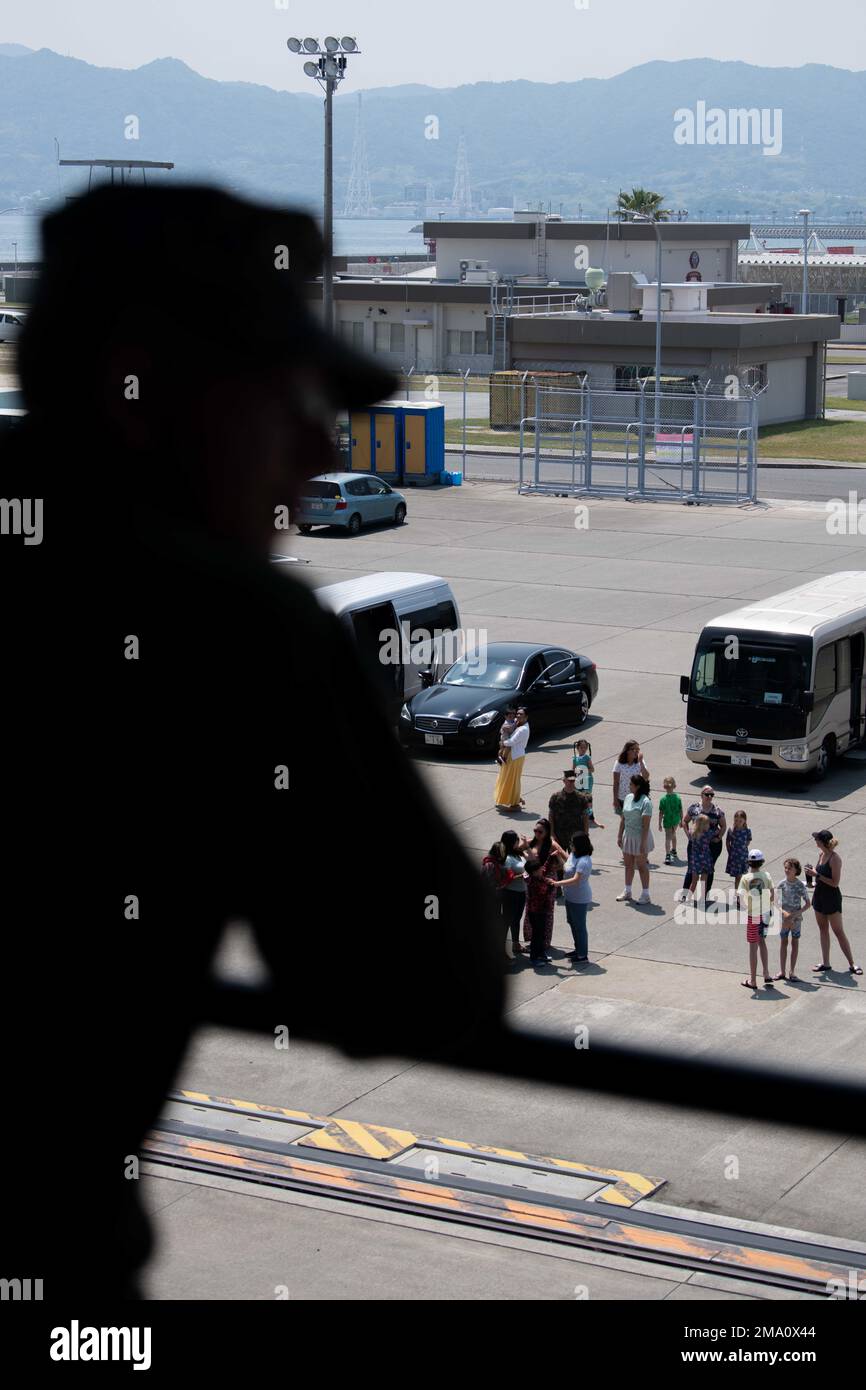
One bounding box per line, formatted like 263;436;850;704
444;658;523;690
692;641;808;708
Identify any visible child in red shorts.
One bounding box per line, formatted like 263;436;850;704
738;849;775;991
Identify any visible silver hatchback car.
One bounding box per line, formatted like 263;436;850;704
294;473;408;536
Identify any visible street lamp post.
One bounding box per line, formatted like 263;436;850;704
652;221;663;437
798;208;811;314
633;213;664;441
287;36;360;334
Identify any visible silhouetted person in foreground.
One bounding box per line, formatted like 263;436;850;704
1;186;503;1300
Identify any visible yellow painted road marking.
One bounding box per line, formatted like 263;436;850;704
169;1091;661;1205
177;1090;322;1125
431;1136;662;1206
300;1118;418;1159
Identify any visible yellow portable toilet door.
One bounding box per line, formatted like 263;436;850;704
374;412;396;473
350;412;371;472
404;413;426;476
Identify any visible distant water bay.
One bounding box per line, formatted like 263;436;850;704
0;212;427;262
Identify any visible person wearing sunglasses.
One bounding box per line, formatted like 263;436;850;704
679;786;726;899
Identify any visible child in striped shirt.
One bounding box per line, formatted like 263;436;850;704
775;858;810;983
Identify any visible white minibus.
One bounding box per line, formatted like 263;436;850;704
680;572;866;778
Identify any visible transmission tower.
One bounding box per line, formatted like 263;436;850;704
343;93;373;216
451;131;472;216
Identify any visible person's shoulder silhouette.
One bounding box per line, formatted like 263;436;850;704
3;184;503;1299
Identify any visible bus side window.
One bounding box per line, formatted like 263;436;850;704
813;643;837;723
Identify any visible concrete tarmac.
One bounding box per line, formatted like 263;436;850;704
145;482;866;1299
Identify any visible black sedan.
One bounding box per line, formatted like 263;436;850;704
399;642;598;754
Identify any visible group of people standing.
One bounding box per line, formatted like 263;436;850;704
734;832;861;990
484;819;594;966
486;760;599;965
485;732;862;983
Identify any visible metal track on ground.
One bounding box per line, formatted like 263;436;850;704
141;1093;865;1297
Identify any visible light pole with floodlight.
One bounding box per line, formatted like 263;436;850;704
287;35;360;333
798;208;811;313
633;213;664;436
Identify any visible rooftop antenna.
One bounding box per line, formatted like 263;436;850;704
452;131;472;217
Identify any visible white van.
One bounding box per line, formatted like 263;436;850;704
314;572;462;718
681;572;866;777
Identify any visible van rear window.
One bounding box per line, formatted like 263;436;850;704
303;481;342;500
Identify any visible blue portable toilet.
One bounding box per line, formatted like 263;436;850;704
348;401;445;484
401;401;445;486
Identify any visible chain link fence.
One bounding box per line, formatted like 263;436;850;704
389;370;759;498
518;383;758;503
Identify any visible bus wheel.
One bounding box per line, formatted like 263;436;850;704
814;737;835;780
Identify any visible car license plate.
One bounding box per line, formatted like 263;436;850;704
424;734;444;746
307;502;325;511
732;754;752;767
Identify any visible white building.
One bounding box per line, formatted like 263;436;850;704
313;216;840;422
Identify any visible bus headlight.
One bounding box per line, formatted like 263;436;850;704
399;703;412;722
779;742;809;762
685;734;706;752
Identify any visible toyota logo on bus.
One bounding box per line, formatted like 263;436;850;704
737;728;749;739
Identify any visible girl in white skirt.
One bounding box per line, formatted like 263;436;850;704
616;774;654;904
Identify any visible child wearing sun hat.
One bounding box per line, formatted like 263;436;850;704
738;849;775;991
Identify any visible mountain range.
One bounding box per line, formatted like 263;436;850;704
0;46;863;217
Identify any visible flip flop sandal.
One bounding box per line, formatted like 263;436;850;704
812;963;831;972
740;979;758;989
849;965;864;975
764;977;774;987
788;974;800;982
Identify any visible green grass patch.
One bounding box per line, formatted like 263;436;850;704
445;418;635;449
448;415;866;464
758;418;866;463
827;396;866;413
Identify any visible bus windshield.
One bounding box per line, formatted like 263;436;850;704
692;639;809;708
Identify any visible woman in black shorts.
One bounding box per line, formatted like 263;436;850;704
806;831;862;975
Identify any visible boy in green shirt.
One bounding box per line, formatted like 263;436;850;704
658;777;683;864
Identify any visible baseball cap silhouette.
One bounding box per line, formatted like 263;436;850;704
18;183;397;417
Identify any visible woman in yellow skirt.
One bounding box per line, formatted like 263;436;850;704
494;708;530;810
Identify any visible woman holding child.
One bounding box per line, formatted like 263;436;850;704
494;707;530;811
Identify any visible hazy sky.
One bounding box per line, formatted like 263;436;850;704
3;0;865;89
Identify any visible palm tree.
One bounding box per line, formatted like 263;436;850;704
615;188;670;222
